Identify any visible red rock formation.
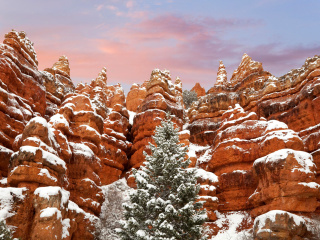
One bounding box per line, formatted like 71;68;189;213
194;168;219;221
188;54;320;238
253;211;315;239
191;82;205;97
126;82;147;112
8;117;67;190
249;149;320;217
42;56;75;119
0;29;131;239
0;30;47;175
5;114;97;240
128;69;185;186
0;187;33;238
188;54;272;145
75;68;130;185
100;105;130;185
189;55;320;147
230;53;263;86
174;77;184;106
199;105;304;212
1;29;320;239
0;31;74;178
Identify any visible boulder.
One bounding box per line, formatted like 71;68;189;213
253;210;310;240
249;149;320;217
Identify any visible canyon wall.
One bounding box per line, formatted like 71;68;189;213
0;30;130;240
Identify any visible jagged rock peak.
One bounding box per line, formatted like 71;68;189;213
150;68;172;82
175;76;182;87
230;53;263;85
215;60;227;86
52;55;70;76
279;55;320;81
91;67;107;88
97;67;107;83
191;83;205;97
4;29;38;66
147;68;177;94
174;77;183;94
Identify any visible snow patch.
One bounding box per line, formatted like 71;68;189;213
211;211;253;240
0;187;26;220
40;207;62;219
38;168;57;182
49;114;69;128
69;142;95;159
62;218;70;238
34;187;70;209
254;210;305;235
264;120;288;133
298;182;320;189
194;168;218;183
254;149;315;174
188;143;210;158
19;146;66;170
0;178;7;185
128;110;136;125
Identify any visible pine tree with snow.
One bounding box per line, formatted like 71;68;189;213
0;220;13;240
117;114;207;240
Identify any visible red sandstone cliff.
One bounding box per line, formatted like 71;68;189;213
0;31;130;240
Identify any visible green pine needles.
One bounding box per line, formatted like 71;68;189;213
117;114;207;240
0;220;13;240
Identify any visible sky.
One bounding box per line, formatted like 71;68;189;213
0;0;319;93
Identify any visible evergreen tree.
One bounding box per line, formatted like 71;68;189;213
117;114;207;240
183;90;198;108
0;220;13;240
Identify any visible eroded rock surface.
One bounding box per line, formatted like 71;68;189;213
129;69;185;180
191;82;205;97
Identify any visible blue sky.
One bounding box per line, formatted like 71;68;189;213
0;0;319;93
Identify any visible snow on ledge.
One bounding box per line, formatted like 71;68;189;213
264;120;288;133
188;143;211;159
253;149;315;174
40;207;62;219
34;186;70;208
254;210;305;234
19;146;67;170
191;168;218;183
298;182;320;189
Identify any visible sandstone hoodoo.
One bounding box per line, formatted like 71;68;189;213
0;29;320;239
215;60;227;86
191;82;206;97
126;81;147;112
129;69;185;186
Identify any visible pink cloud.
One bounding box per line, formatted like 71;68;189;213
96;5;104;11
246;43;320;76
106;5;117;11
126;0;134;8
20;13;320;94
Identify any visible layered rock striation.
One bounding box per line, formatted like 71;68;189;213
129;69;185;181
189;53;320;237
0;31;131;239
